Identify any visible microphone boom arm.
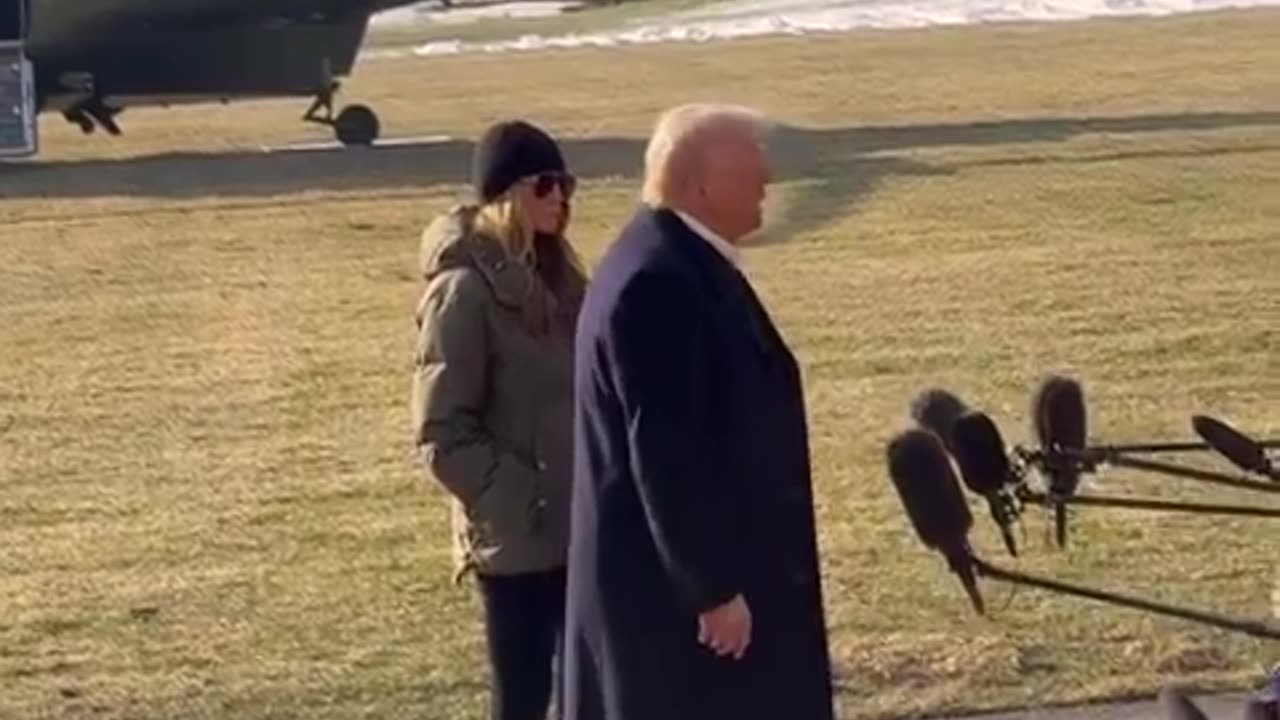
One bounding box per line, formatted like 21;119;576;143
1086;440;1280;455
1015;446;1280;495
1019;489;1280;519
1099;452;1280;494
972;556;1280;641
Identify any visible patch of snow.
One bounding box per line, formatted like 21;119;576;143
364;0;1280;59
371;1;583;28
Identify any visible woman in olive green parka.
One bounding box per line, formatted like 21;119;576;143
411;120;586;720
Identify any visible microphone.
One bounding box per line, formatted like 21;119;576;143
950;410;1022;557
1192;414;1278;482
967;556;1280;640
1031;375;1088;548
909;388;969;454
885;427;985;613
884;429;1280;640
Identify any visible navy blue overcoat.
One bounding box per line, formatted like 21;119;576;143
563;206;834;720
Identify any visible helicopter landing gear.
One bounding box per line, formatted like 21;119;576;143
303;81;381;147
63;97;122;136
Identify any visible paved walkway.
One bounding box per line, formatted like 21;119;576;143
934;692;1260;719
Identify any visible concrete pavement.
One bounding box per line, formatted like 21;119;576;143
934;692;1263;720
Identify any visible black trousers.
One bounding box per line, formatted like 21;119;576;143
476;567;567;720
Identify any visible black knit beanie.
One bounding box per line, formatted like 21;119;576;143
471;120;566;203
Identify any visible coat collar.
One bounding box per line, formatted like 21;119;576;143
650;206;733;278
672;209;740;268
648;206;777;359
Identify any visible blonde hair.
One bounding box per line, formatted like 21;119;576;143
472;190;587;336
474;195;534;265
641;103;771;207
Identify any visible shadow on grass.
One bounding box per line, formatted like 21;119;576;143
3;110;1278;243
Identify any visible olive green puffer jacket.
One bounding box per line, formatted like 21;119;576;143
411;205;580;581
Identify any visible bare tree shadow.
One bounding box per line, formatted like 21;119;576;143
750;112;1280;244
753;156;950;247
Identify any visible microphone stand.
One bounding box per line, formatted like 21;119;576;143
970;556;1280;641
1018;489;1280;519
1098;452;1280;494
1014;446;1280;495
1083;440;1280;455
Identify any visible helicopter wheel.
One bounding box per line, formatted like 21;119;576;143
334;104;380;147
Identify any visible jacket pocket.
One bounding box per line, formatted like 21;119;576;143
468;452;545;549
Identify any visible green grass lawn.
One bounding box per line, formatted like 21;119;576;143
2;8;1278;719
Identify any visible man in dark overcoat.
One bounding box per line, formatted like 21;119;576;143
562;103;835;720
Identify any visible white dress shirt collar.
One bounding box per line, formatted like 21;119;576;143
673;209;740;268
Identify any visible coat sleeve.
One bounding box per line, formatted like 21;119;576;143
411;268;540;508
607;269;745;614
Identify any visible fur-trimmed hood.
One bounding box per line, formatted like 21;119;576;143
417;204;533;311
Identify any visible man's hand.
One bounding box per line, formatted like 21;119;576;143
697;593;751;660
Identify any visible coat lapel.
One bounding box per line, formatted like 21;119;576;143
728;268;788;358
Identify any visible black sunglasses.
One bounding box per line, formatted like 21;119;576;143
527;172;576;199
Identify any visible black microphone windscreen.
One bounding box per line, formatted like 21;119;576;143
886;428;985;612
1033;375;1087;451
1192;414;1271;476
950;411;1011;496
951;411;1022;556
1032;375;1087;490
910;388;969;453
885;428;973;550
1032;375;1086;548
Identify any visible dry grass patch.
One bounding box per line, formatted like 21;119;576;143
2;8;1278;719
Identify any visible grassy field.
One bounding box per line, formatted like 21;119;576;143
2;8;1279;719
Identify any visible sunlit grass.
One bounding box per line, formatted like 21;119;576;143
2;8;1278;719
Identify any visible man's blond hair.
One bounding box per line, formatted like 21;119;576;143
641;103;770;208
